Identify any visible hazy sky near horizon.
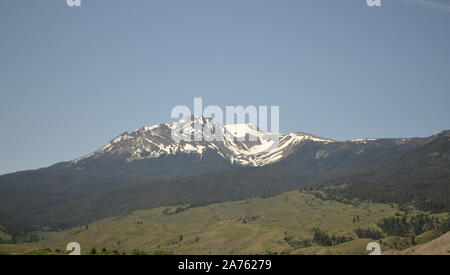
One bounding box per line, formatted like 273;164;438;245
1;0;450;175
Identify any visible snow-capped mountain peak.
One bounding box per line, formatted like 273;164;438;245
73;116;334;167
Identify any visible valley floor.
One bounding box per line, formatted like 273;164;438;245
0;190;447;255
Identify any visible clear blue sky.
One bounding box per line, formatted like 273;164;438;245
1;0;450;175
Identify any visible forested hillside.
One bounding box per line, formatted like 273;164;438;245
321;130;450;212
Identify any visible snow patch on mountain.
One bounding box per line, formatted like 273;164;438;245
351;138;378;144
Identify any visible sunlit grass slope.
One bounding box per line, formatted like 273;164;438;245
0;190;415;255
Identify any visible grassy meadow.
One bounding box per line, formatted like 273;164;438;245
2;190;427;255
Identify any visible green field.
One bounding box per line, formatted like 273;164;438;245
2;190;433;255
0;231;11;242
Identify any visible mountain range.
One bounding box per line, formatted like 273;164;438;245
72;115;334;167
0;116;448;232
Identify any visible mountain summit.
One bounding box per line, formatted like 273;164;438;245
73;116;334;167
